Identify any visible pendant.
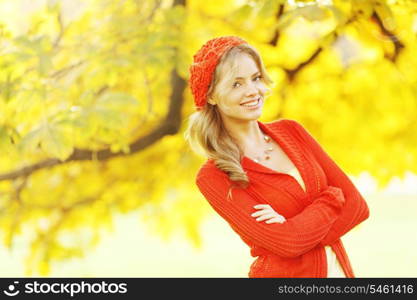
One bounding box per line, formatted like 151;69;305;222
264;147;273;154
252;135;273;163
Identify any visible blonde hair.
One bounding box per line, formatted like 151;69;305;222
185;43;274;195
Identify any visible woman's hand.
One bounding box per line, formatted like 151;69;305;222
251;204;286;224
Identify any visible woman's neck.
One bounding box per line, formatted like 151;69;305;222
223;119;265;152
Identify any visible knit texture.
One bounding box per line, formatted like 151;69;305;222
189;36;247;110
196;119;370;278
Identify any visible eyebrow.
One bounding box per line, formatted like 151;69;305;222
234;71;261;80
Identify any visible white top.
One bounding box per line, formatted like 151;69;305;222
325;246;346;277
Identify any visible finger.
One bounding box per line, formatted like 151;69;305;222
251;208;273;217
256;212;276;222
276;215;286;222
263;213;285;222
266;217;286;224
253;204;271;209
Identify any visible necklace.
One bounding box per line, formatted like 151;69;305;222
253;134;274;163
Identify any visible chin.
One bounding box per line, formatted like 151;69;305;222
221;106;264;123
240;110;263;121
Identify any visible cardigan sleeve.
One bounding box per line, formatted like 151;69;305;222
286;119;370;246
196;169;346;258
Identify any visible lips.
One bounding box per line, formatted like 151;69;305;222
240;97;261;106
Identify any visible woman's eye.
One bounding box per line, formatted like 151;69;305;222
233;76;262;88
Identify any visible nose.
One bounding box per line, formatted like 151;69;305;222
245;81;259;97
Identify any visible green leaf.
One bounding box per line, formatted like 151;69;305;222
233;4;254;21
38;54;53;75
274;10;297;31
297;5;329;22
259;0;279;18
55;114;93;145
89;107;126;130
97;92;139;111
19;127;43;154
0;126;14;153
13;36;37;52
40;123;74;161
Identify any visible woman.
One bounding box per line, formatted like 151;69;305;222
184;36;370;278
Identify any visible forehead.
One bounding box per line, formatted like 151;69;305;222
227;53;259;78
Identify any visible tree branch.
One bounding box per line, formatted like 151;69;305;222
268;4;285;46
283;47;323;82
370;11;405;62
52;12;66;49
0;69;186;182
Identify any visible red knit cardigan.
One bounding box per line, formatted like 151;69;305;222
196;119;370;278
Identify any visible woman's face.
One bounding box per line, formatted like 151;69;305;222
209;53;268;123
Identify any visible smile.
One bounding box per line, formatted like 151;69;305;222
240;97;261;108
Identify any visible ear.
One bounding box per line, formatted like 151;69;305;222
207;97;216;105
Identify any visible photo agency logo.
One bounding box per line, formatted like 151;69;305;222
3;281;20;297
2;280;128;297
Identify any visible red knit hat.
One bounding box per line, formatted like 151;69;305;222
189;36;247;110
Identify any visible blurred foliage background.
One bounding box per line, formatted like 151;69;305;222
0;0;416;276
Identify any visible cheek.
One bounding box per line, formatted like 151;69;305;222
219;101;236;113
257;82;268;94
217;97;242;114
219;91;241;106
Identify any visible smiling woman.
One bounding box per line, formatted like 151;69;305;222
184;36;369;278
186;36;274;186
206;46;272;120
